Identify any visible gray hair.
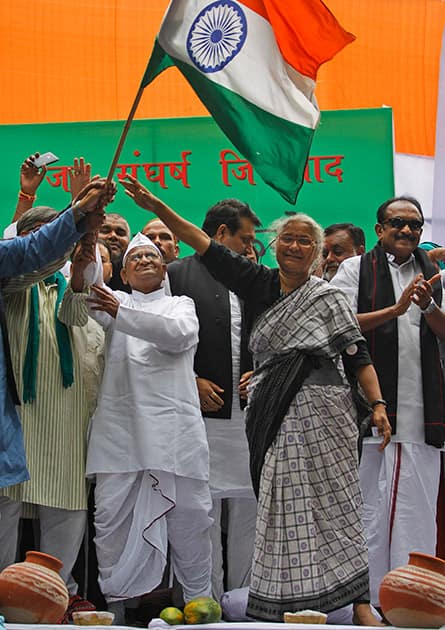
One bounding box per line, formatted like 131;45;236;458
17;206;58;235
270;213;324;274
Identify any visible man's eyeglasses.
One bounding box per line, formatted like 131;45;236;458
278;235;314;248
127;251;160;263
382;217;423;231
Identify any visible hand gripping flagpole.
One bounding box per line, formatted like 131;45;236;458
106;84;145;184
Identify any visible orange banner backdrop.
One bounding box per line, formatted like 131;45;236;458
1;0;444;157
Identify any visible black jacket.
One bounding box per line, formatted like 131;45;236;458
168;254;253;419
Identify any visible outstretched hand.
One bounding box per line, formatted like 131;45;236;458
69;157;92;201
20;154;47;195
87;284;120;319
73;177;116;211
72;178;116;232
72;233;97;274
120;174;161;212
120;174;211;256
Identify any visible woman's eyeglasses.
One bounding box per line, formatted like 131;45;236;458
278;235;314;247
382;217;423;231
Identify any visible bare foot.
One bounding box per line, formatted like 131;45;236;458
353;603;385;626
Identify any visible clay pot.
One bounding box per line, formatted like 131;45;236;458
379;552;445;628
0;550;69;622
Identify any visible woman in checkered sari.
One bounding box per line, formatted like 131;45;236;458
120;178;392;625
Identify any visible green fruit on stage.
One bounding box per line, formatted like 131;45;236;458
183;597;222;624
159;607;185;625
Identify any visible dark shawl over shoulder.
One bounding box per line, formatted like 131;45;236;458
247;277;369;495
357;244;445;447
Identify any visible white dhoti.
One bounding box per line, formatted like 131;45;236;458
94;470;213;603
206;409;257;601
205;293;257;601
209;496;257;601
359;441;441;606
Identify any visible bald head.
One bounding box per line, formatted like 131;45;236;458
142;218;179;263
99;213;131;261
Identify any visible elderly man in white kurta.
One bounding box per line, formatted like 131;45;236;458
60;233;212;621
331;196;445;607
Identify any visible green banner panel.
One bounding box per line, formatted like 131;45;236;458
0;108;394;264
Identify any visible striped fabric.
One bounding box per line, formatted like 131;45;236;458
0;280;89;510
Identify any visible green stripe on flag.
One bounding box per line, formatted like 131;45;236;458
142;40;313;204
142;39;175;85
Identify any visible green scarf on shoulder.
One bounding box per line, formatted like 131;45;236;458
23;272;74;403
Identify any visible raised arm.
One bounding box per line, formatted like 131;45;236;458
88;285;199;352
0;178;116;281
69;157;92;201
120;175;211;255
58;234;98;327
13;153;47;223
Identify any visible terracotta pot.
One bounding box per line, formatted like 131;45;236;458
379;552;445;628
0;550;69;622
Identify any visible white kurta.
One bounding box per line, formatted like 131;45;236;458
331;252;442;604
69;286;213;601
86;288;209;481
204;292;255;498
203;292;256;600
331;252;432;443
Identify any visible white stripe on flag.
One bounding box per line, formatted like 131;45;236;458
158;0;319;129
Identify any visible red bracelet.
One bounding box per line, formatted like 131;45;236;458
18;190;37;201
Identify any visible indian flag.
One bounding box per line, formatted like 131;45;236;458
141;0;355;204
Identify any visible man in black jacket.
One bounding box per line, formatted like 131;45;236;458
168;199;260;600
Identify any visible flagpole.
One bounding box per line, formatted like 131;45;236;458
106;85;145;184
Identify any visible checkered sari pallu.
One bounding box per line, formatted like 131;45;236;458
245;277;370;621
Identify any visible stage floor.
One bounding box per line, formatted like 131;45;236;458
4;623;409;630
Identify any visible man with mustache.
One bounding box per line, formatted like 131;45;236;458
331;196;445;612
167;199;260;602
322;223;365;281
98;213;131;292
142;218;179;264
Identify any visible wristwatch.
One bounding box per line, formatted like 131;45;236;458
370;399;387;409
420;299;437;315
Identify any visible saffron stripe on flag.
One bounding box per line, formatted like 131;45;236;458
155;0;320;128
141;0;355;203
143;41;313;204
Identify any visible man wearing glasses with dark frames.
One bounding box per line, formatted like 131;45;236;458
331;195;445;613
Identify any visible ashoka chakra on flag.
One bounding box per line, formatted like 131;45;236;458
186;1;247;73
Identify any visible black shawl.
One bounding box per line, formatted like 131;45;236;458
357;243;445;447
